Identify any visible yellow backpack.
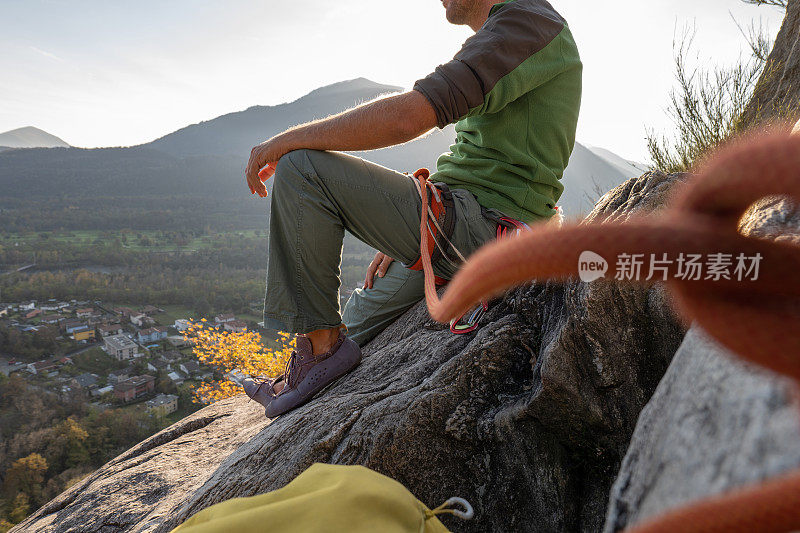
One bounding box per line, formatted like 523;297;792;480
171;463;473;533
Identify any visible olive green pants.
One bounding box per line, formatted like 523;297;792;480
264;149;501;347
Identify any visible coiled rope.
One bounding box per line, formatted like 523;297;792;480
419;129;800;532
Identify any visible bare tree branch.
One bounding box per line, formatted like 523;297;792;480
741;0;787;8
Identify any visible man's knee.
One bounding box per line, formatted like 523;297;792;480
275;149;310;177
272;149;315;194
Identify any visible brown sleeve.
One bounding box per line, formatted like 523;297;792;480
413;0;565;128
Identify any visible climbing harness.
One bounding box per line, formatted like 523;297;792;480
425;129;800;533
448;214;533;333
448;301;489;334
408;168;462;287
410;168;538;335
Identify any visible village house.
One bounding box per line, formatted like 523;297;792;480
75;308;94;319
65;321;90;334
40;301;60;312
72;373;99;389
0;358;26;376
25;309;42;320
108;366;135;384
61;318;86;333
167;370;186;385
214;313;235;324
130;313;154;327
167;335;190;348
173;319;191;332
137;327;168;344
179;361;200;376
40;314;64;325
113;375;155;403
145;393;178;416
113;306;135;318
20;301;36;311
72;326;96;342
147;360;170;373
87;315;107;327
105;334;138;361
96;323;123;337
26;356;71;375
223;320;247;333
91;385;114;397
160;351;183;363
140;305;162;315
0;307;7;318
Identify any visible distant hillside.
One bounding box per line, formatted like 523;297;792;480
0;126;70;149
0;77;642;229
586;146;649;174
145;77;453;173
147;78;406;158
560;143;646;218
0;79;450;203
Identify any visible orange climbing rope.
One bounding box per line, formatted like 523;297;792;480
417;129;800;533
413;168;449;321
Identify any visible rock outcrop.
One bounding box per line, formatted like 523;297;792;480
15;162;800;533
604;328;800;532
16;171;688;533
603;192;800;532
741;0;800;128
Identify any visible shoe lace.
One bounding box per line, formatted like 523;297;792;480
283;351;298;388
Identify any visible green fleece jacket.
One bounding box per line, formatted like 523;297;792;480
413;0;582;222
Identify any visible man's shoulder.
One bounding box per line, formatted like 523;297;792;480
480;0;569;57
487;0;567;27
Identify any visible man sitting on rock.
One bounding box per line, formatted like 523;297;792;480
242;0;582;418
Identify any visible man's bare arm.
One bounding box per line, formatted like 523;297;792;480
245;90;438;197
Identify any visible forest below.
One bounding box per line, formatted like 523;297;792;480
0;226;376;317
0;369;195;529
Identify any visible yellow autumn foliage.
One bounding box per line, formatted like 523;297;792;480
184;320;294;404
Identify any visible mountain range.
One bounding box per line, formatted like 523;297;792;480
0;126;70;150
0;78;645;223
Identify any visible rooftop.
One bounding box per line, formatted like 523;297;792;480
182;361;200;372
139;327;167;336
105;334;137;350
74;373;98;388
114;374;155;392
146;393;178;408
109;366;134;377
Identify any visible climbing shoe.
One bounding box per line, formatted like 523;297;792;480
242;331;361;418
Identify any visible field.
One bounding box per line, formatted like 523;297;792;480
0;229;267;253
155;305;197;327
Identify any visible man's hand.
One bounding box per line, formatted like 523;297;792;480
246;136;292;198
363;252;395;289
244;90;437;198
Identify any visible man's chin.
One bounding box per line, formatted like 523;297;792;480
445;7;466;25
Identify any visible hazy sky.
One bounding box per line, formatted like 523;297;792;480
0;0;786;161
